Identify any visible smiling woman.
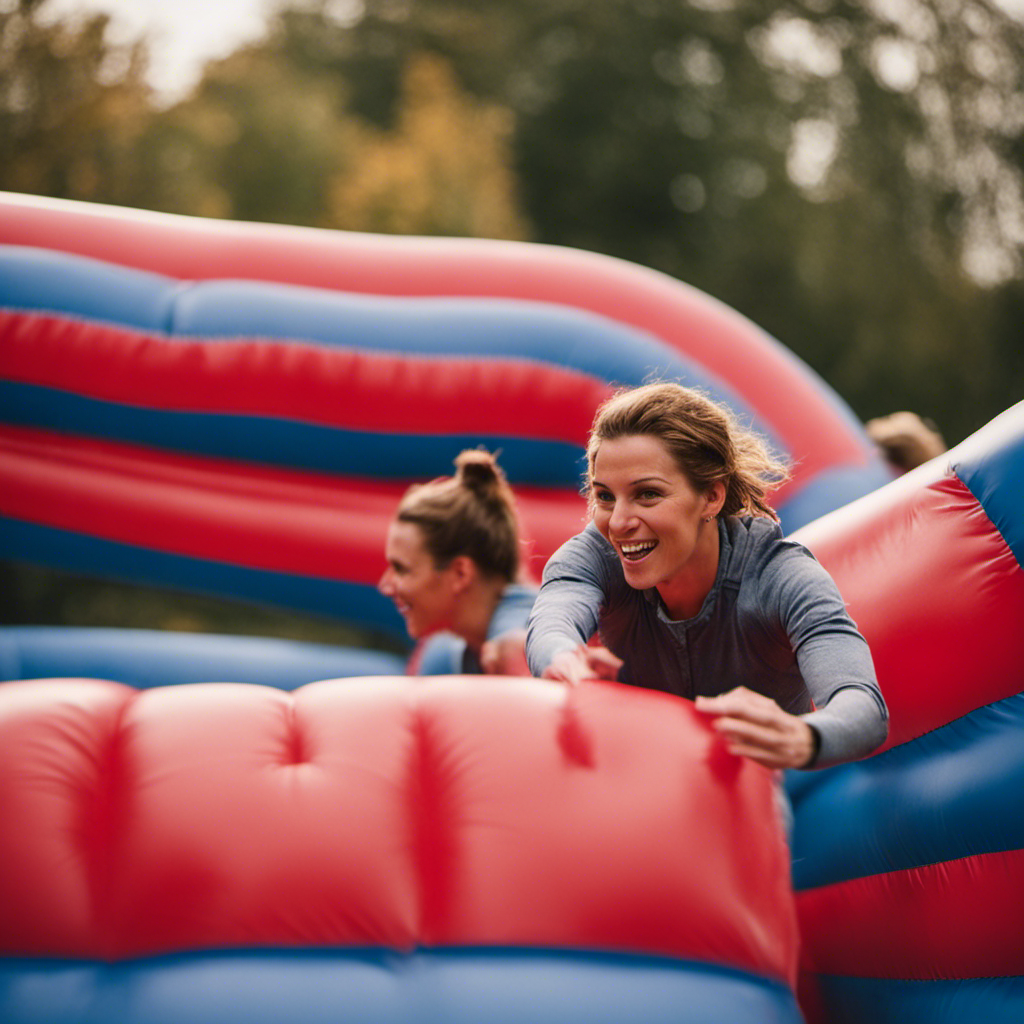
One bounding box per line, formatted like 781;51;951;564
379;450;538;675
590;433;725;620
526;382;889;771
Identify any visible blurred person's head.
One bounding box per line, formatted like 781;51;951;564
866;411;946;472
379;450;520;642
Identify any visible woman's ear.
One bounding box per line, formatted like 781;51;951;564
448;555;477;594
706;480;727;517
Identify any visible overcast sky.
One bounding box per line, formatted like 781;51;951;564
41;0;1024;105
41;0;278;102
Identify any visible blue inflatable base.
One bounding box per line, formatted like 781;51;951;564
815;973;1024;1024
0;948;802;1024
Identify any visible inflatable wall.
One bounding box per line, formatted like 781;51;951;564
0;191;891;644
0;676;802;1024
788;402;1024;1022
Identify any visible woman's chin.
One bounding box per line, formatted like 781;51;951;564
409;620;442;641
400;612;422;639
620;557;656;589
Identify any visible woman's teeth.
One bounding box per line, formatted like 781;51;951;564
620;541;657;562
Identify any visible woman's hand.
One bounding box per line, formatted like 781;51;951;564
541;644;623;686
479;630;530;676
695;686;817;769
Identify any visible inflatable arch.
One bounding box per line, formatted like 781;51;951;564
0;190;891;651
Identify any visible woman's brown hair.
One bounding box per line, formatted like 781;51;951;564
396;449;520;580
586;382;790;519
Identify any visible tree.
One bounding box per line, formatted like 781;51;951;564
0;0;152;204
272;0;1023;440
325;51;528;238
131;44;357;224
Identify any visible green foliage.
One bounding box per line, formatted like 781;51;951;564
132;46;358;224
3;0;1023;440
0;0;151;204
324;52;528;238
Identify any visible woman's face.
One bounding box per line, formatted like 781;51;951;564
379;520;459;639
590;434;722;593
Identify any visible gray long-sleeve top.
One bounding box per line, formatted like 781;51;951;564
525;516;888;769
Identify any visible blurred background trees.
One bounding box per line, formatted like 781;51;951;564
4;0;1022;443
3;0;1022;637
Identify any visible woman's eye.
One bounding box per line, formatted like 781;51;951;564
638;489;662;501
594;490;613;503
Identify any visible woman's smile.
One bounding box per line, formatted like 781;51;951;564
618;540;658;562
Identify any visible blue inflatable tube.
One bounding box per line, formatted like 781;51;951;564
0;626;406;689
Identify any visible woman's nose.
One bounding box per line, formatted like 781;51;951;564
378;569;394;596
608;501;636;534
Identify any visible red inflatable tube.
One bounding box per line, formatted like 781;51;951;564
0;676;798;987
0;191;873;480
797;848;1024;980
0;310;610;443
793;472;1024;751
0;425;586;583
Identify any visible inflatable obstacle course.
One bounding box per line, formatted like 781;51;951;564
2;193;1022;1021
0;676;802;1024
788;402;1024;1022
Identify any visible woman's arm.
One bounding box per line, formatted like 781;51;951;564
764;544;889;768
478;584;540;675
525;528;613;679
525;576;602;678
798;684;887;768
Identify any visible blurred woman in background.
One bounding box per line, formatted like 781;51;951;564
379;449;536;675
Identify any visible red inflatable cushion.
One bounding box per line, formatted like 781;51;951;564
0;676;797;985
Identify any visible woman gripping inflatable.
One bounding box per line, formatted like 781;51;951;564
526;383;889;770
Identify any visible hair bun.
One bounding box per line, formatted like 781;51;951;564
397;448;520;583
454;449;504;497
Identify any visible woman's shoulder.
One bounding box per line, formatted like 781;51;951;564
494;581;539;617
725;515;824;591
487;582;539;640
